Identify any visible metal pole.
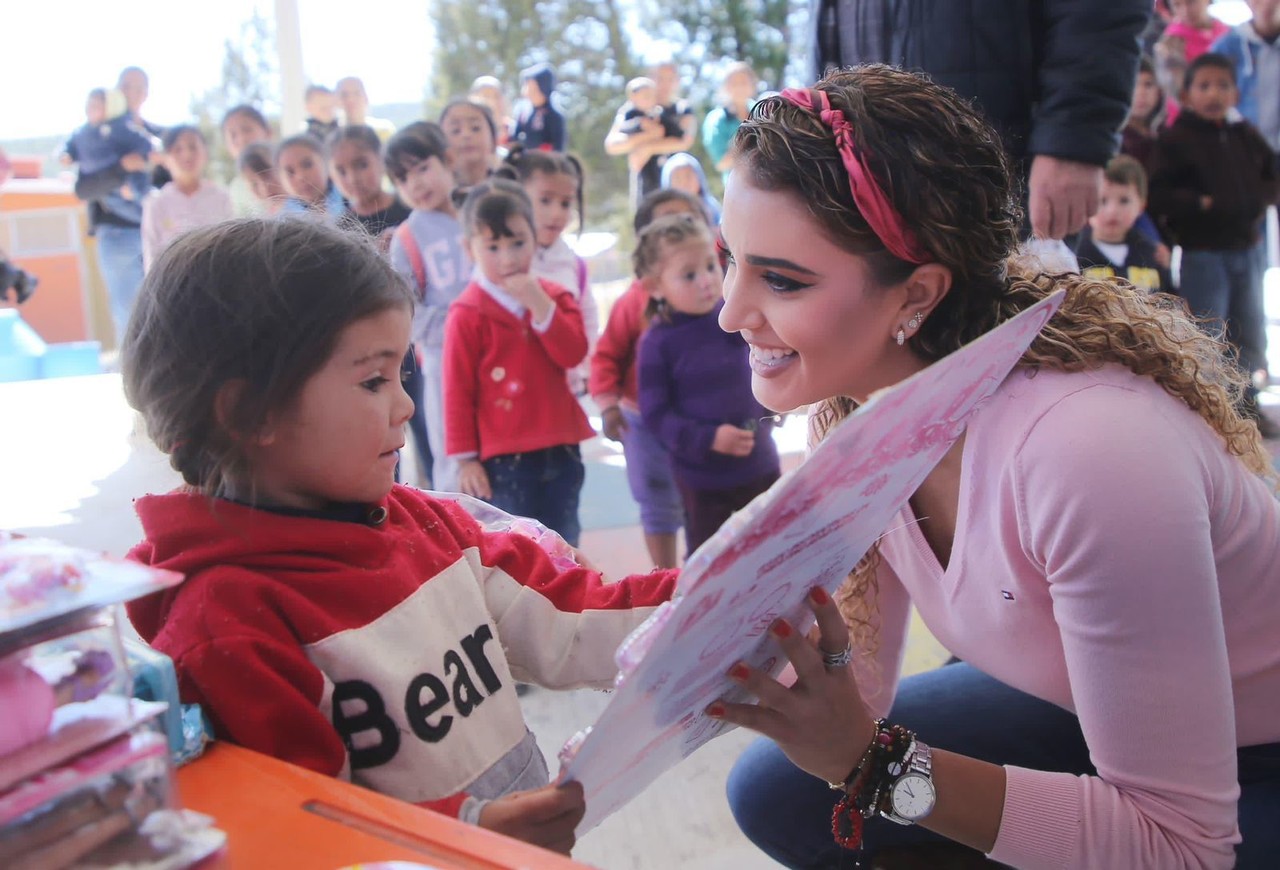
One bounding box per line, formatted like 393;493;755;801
275;0;306;136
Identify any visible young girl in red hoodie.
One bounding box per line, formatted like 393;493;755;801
443;179;596;545
121;217;676;856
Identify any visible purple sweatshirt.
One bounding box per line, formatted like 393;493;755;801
637;302;779;491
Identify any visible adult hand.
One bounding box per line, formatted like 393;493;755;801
601;406;629;441
477;780;585;855
120;153;147;173
458;460;492;500
711;424;755;457
1028;155;1101;240
708;587;876;786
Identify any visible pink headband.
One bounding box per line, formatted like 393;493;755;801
778;87;928;264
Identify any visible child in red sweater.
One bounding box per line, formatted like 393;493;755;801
444;179;596;545
590;189;707;568
121;218;676;856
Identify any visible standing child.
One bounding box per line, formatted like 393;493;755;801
62;87;155;223
442;99;500;191
635;214;780;554
513;63;567;152
121;218;676;854
590;189;705;568
237;143;287;215
444;180;595;545
497;145;599;395
303;84;339;142
220;105;273;217
386;122;473;492
1157;0;1231;122
275;134;347;219
1074;156;1171;293
1213;0;1280;155
1148;52;1278;431
660;152;721;225
329;125;411;249
141;126;233;271
469;76;513;148
1121;56;1167;172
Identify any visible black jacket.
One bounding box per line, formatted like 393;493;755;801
810;0;1150;171
1147;112;1278;250
1074;225;1170;292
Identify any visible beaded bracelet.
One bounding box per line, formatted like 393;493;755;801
830;720;915;850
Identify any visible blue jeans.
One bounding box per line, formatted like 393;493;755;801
483;444;584;546
94;223;144;343
1178;246;1268;374
727;663;1280;868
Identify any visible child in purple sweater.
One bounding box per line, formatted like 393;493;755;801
635;214;780;554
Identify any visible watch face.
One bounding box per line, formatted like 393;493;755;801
890;773;936;820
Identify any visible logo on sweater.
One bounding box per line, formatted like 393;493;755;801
330;623;504;769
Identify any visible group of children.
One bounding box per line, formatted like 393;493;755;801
106;68;781;852
1074;0;1279;429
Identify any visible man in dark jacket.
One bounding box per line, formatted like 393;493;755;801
810;0;1150;240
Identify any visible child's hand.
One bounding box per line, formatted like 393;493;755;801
712;424;755;457
119;184;135;201
1155;243;1172;270
458;460;492;500
503;274;554;323
601;406;629;441
477;780;585;856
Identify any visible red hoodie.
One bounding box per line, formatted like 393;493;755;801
128;485;676;820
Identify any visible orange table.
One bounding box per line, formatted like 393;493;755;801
176;743;591;869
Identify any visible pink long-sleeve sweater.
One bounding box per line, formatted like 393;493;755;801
863;365;1280;869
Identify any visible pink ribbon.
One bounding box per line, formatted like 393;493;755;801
778;88;928;264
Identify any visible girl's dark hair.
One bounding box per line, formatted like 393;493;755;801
221;104;270;134
121;218;414;499
439;98;498;142
276;133;325;163
1130;55;1167;132
238;141;274;176
327;124;383;156
460;177;535;240
161;124;205;152
633;188;708;233
495;143;586;233
384;121;450;182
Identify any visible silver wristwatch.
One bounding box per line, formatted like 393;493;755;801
881;739;936;825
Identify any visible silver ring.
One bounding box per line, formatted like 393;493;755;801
821;644;853;669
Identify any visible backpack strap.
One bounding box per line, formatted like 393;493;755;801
395;222;427;294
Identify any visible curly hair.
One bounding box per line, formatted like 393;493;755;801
735;65;1276;641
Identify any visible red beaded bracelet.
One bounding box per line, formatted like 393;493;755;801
830;720;915;850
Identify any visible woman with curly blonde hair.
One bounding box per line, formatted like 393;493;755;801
710;65;1280;869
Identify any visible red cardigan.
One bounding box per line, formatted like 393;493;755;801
589;279;648;414
443;279;596;460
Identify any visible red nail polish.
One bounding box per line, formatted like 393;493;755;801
706;703;726;718
810;587;830;605
771;620;793;638
729;663;751;681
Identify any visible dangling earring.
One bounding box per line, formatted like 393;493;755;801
896;328;906;346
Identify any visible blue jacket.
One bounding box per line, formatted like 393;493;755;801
1212;24;1280;152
